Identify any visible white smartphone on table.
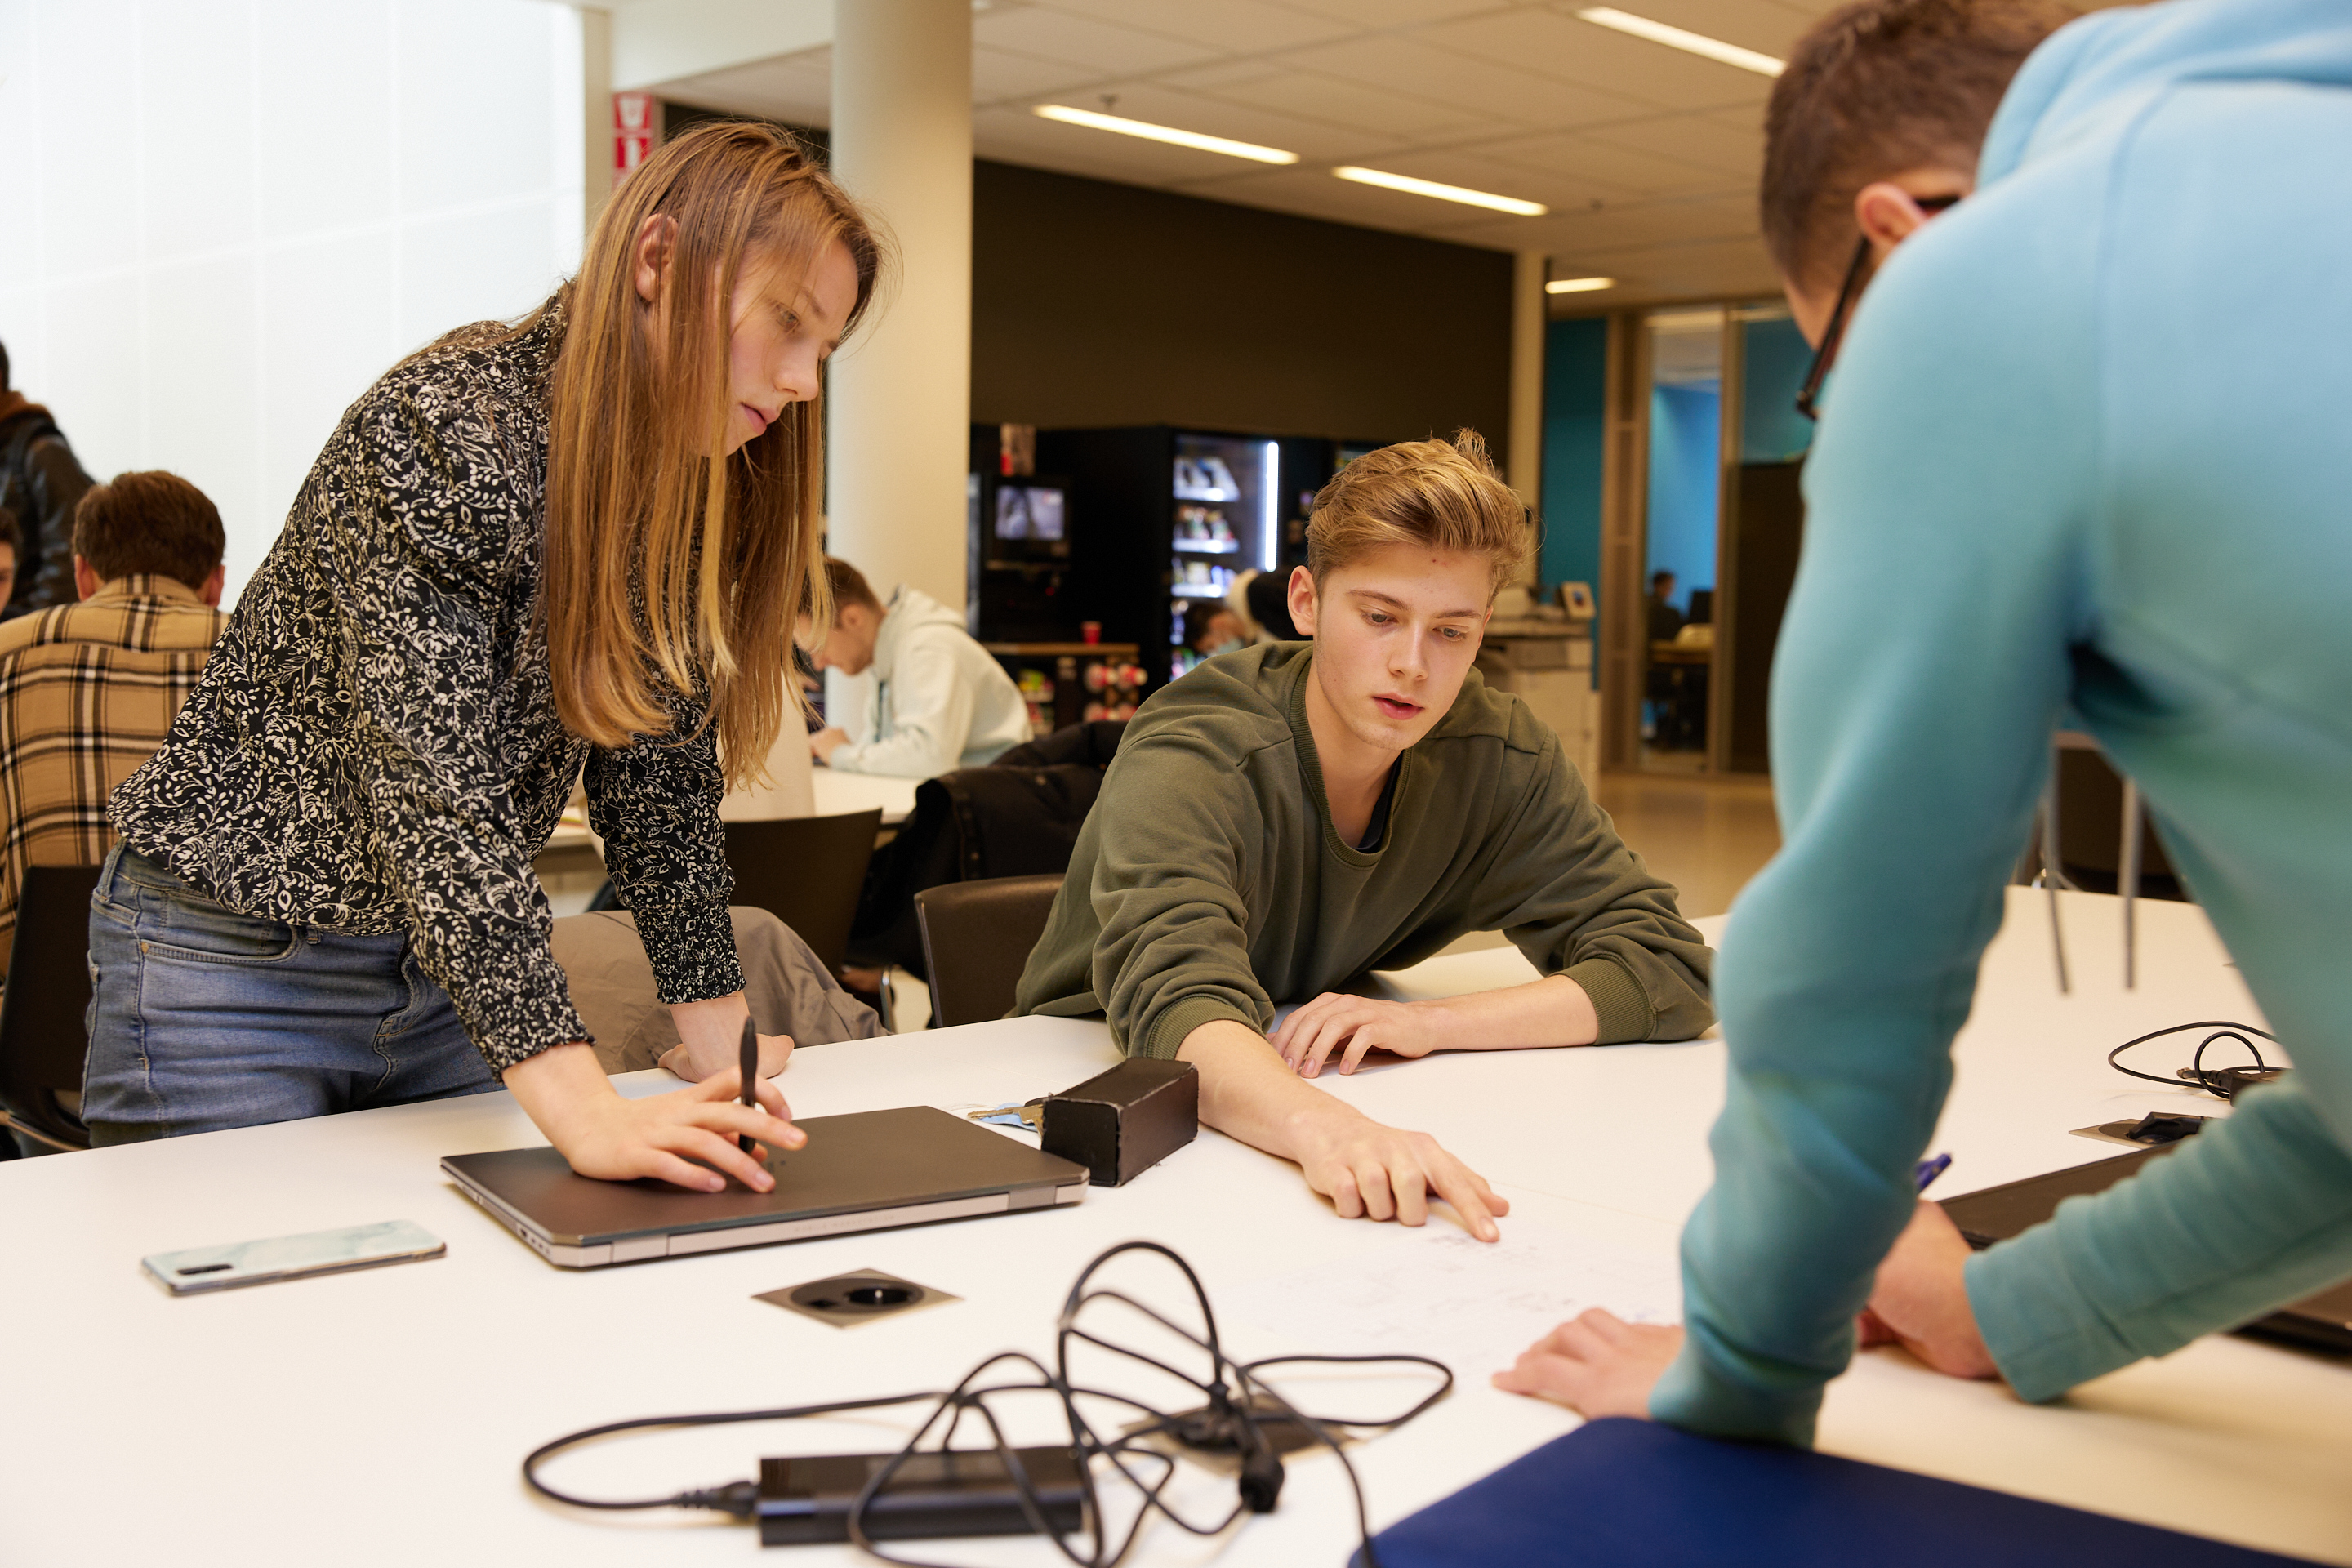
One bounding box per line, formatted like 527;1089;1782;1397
142;1219;445;1294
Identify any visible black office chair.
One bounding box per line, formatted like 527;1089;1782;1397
915;874;1064;1029
0;863;105;1156
720;809;884;978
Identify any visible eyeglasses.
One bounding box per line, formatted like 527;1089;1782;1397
1794;194;1962;421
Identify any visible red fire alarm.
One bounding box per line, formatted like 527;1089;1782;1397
613;91;655;175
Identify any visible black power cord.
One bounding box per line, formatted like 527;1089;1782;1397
521;1240;1450;1567
2109;1020;2287;1101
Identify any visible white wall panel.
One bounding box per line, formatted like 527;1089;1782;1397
397;198;565;350
36;0;143;283
0;0;586;602
259;235;397;535
256;0;396;241
144;254;263;582
141;1;259;265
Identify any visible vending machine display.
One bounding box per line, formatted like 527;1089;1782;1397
1017;428;1383;700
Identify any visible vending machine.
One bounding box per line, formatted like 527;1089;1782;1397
1027;426;1369;693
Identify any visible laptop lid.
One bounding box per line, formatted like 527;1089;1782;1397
443;1105;1088;1268
1940;1145;2352;1354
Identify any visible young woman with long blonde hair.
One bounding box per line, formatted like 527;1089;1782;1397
84;123;880;1192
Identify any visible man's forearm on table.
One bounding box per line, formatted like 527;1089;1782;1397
1177;1018;1346;1155
1424;973;1597;1049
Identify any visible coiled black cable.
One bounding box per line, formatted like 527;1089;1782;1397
520;1239;1451;1568
2109;1020;2284;1099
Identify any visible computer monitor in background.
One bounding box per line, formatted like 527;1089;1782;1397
994;483;1067;553
1686;588;1714;625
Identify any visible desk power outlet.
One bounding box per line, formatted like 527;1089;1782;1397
756;1446;1087;1546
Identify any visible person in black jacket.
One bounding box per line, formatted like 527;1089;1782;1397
0;340;96;617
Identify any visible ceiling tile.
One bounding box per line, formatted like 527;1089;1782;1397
660;53;832;127
1204;67;1511;140
1431;10;1773;114
974;101;1290;185
1067;82;1410;161
1348;147;1622;211
1272;0;1505;24
1159;58;1294;91
1031;0;1356;53
1550;0;1811;58
972;46;1107;102
973;7;1223;74
1478;130;1744;196
1162;163;1509;238
1579;112;1762;178
1432;189;1753;252
1276;33;1654;128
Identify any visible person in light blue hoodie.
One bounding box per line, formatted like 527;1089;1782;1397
1495;0;2352;1444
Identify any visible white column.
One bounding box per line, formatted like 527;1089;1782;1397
581;7;613;238
1508;247;1549;580
826;0;973;612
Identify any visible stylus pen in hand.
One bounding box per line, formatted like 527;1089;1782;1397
1913;1152;1953;1193
738;1016;759;1156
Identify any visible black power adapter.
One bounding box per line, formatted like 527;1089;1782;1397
756;1446;1087;1546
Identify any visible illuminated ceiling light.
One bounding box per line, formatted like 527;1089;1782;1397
1332;166;1548;216
1575;7;1784;76
1546;276;1617;294
1031;105;1298;164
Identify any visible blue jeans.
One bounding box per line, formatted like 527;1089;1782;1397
82;844;497;1144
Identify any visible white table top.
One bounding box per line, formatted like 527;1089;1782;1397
812;768;920;826
5;889;2345;1566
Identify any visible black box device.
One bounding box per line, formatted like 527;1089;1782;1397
1041;1058;1198;1187
758;1447;1086;1545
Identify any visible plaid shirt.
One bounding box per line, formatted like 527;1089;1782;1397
0;575;226;972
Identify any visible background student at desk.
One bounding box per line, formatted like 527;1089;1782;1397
800;554;1028;780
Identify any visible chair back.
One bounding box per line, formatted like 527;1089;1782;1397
915;873;1065;1028
721;808;883;977
0;863;105;1152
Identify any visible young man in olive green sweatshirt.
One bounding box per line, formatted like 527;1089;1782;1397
1015;432;1713;1240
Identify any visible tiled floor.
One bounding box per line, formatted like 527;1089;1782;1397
1592;768;1781;920
1435;766;1781;957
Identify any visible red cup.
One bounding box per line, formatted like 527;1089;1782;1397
1080;621;1102;645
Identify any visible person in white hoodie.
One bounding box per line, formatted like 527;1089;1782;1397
801;555;1030;777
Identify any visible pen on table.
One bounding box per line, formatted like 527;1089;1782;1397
738;1015;759;1156
1913;1152;1953;1193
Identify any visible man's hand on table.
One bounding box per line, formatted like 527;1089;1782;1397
1272;974;1600;1079
1494;1312;1682;1416
1178;1018;1508;1241
1273;994;1440;1076
504;1041;806;1194
1490;1199;2000;1419
809;726;850;764
1856;1200;2000;1379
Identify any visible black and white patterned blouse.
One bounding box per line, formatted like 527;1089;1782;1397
111;294;746;1077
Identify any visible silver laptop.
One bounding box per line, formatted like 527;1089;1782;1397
443;1105;1089;1268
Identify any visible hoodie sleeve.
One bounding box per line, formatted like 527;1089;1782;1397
1475;735;1713;1044
1646;194;2099;1445
826;627;975;778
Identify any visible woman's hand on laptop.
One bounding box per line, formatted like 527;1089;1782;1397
662;991;795;1083
505;1040;807;1193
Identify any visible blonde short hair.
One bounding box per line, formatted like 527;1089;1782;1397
1305;430;1530;595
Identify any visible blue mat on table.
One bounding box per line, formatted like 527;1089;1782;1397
1356;1418;2314;1567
